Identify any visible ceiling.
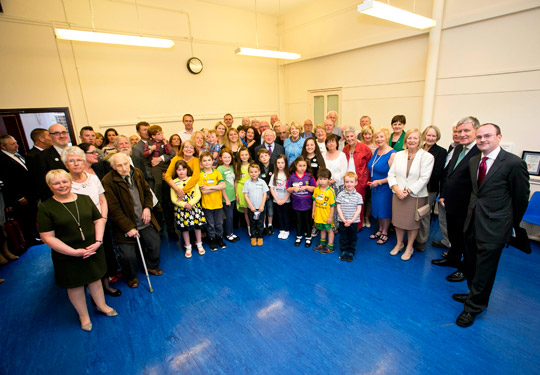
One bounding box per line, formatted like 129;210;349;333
195;0;315;16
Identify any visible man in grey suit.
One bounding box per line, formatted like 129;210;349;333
453;123;529;327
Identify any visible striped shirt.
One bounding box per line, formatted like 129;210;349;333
336;189;363;223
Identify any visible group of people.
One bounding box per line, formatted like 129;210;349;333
0;111;530;329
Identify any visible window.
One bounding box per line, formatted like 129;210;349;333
308;89;342;126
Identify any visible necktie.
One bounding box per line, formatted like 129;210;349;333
453;147;467;170
477;157;488;186
15;153;25;164
267;144;272;154
124;176;132;186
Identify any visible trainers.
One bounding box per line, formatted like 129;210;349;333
231;234;240;243
346;253;354;262
313;243;326;252
295;236;302;246
267;226;274;235
225;235;235;242
251;238;257;246
304;237;312;248
319;246;334;254
257;238;263;246
339;253;348;261
311;227;319;237
282;231;290;240
216;237;227;249
209;239;218;251
278;231;284;239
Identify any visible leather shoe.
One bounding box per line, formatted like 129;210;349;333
446;271;466;282
432;240;449;249
148;268;163;276
128;277;139;288
104;288;122;297
431;258;458;267
452;293;468;303
456;311;476;327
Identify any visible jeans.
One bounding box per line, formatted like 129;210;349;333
203;208;223;238
339;222;357;255
222;201;235;236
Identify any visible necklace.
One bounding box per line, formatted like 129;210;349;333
58;197;85;241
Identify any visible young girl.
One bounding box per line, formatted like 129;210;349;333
301;136;326;180
217;148;239;242
235;146;253;235
286;155;316;247
269;155;291;240
170;160;206;258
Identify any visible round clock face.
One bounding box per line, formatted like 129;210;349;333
187;57;203;74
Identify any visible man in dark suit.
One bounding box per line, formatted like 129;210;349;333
34;124;70;201
432;117;481;283
254;129;285;166
0;135;39;246
453;123;529;327
25;128;52;173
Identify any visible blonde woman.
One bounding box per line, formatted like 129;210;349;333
214;121;227;146
359;125;377;153
387;129;434;260
284;122;306;166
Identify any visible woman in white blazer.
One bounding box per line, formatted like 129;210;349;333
387;129;434;260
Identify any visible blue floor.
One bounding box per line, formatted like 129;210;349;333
1;220;539;375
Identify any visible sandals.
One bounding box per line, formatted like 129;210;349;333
185;247;192;258
196;243;205;255
376;234;389;245
370;231;382;240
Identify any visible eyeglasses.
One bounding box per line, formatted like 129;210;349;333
67;158;84;164
50;131;68;136
476;134;495;140
85;151;98;155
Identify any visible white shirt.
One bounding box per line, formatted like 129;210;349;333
71;173;105;213
478;146;501;177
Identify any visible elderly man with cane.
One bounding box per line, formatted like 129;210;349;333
102;152;163;289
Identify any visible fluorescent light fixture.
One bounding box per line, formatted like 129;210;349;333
357;0;436;29
54;28;175;48
235;47;300;60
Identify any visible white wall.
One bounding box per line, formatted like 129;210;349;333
281;0;540;157
0;0;281;137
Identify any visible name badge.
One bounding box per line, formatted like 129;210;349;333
261;173;266;178
311;162;318;168
316;195;324;201
292;182;302;187
207;179;215;184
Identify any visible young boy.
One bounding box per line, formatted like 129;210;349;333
199;152;227;251
257;148;274;235
312;168;336;254
336;172;364;262
142;125;174;203
206;129;221;166
243;163;269;246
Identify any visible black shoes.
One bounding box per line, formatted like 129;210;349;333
304;237;312;248
452;293;468;303
266;226;274;235
339;253;354;262
456;311;476;327
446;271;466;282
431;258;458;267
216;237;227;249
104;288;122;297
209;239;218;251
295;236;302;246
432;240;449;249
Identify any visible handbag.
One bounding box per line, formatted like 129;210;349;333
415;199;431;221
413;151;430;222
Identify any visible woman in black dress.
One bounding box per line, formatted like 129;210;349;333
37;169;117;331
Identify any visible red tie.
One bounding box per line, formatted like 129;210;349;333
477;157;488;186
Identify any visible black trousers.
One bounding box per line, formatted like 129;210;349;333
339;222;357;255
294;209;312;238
463;220;505;314
117;225;161;280
248;209;265;239
273;202;290;231
445;211;468;270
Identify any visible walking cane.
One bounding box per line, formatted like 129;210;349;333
135;236;154;293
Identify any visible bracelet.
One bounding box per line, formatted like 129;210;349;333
96;240;103;243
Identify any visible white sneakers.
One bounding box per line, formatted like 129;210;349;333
278;231;290;239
